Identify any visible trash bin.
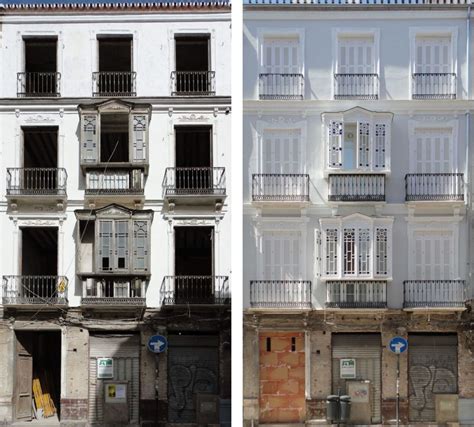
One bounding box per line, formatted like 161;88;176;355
339;395;351;422
326;395;339;422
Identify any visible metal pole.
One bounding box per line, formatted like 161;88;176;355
396;353;400;427
155;353;159;426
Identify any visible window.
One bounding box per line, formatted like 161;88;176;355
413;231;453;280
337;36;375;75
320;215;392;279
262;129;302;174
262;36;300;75
98;220;129;272
263;231;301;280
415;36;452;75
413;128;453;173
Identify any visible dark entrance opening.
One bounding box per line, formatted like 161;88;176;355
23;38;58;96
174;226;213;303
175;126;212;192
100;113;129;163
15;331;61;421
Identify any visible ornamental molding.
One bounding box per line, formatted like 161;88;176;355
15;219;59;227
410;115;458;122
177;114;210;122
23;114;56;124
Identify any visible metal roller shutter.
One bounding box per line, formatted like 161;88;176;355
408;334;458;422
89;334;140;426
332;334;382;423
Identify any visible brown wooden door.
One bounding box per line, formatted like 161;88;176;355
15;335;33;421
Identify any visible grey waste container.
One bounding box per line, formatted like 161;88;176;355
339;395;351;422
326;395;339;422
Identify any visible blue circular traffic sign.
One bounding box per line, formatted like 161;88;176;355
147;335;168;353
389;336;408;354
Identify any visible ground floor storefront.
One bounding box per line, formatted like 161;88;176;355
243;310;474;426
0;308;231;427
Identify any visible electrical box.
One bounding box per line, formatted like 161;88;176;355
196;393;219;425
103;381;129;424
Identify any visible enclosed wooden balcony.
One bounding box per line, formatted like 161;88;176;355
161;276;230;306
328;174;385;202
326;280;387;309
405;173;464;202
334;73;379;100
403;280;466;310
250;280;312;309
259;73;304;100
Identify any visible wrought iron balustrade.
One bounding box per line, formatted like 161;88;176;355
404;280;465;308
252;173;309;202
326;280;387;309
6;168;67;196
171;71;215;95
2;275;68;305
334;73;378;99
85;169;144;194
328;174;385;202
405;173;464;201
250;280;312;309
259;73;304;99
93;71;136;96
161;276;230;305
17;72;61;97
163;167;226;197
412;73;456;99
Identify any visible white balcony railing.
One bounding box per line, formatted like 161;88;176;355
2;275;68;305
404;280;466;309
85;169;144;194
326;280;387;309
405;173;464;201
250;280;312;309
82;278;146;306
252;174;310;202
328;174;385;202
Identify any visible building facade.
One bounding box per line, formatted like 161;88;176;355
243;1;474;425
0;2;231;426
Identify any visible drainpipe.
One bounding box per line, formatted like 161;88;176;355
467;4;471;299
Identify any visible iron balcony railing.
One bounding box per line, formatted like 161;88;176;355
252;174;310;202
81;278;145;306
412;73;456;99
6;168;67;196
250;280;312;309
326;281;387;309
92;71;136;96
259;73;304;100
85;169;144;195
163;167;226;197
328;174;385;202
17;72;61;97
171;71;216;96
405;173;464;201
334;73;379;99
2;275;68;305
161;276;230;305
404;280;466;308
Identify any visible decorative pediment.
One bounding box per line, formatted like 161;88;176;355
78;99;152;117
75;204;154;221
322;106;393;122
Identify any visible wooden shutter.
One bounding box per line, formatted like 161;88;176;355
132;220;149;273
97;220;113;272
15;338;33;421
263;231;301;280
263;37;300;74
263;129;301;174
415;36;451;74
115;221;129;271
328;121;343;168
81;113;98;164
131;114;148;164
315;229;321;278
374;124;386;170
414;231;452;280
338;36;375;74
415;128;452;173
358;122;371;168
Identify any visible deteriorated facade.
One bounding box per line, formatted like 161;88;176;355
0;2;231;426
243;1;474;425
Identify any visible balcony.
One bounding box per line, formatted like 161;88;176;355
404;280;466;310
259;73;304;100
328;174;385;202
250;280;312;309
405;173;464;202
6;168;67;198
81;278;146;308
252;174;309;203
161;276;230;306
326;280;387;309
17;72;61;97
171;71;215;96
412;73;456;99
92;71;136;97
2;275;68;307
334;73;378;100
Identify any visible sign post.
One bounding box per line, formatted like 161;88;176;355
147;335;168;426
388;337;408;427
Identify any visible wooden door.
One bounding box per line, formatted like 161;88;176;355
15;335;33;421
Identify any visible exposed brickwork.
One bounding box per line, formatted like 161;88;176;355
306;398;326;420
259;331;305;423
458;331;474;398
60;398;88;421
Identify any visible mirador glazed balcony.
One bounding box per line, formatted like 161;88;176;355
161;276;230;306
404;280;466;309
259;73;304;100
2;275;68;306
412;73;456;99
81;278;146;308
252;174;310;203
326;280;387;309
92;71;136;97
250;280;312;309
328;174;385;202
7;168;67;197
405;173;464;202
171;71;216;96
17;72;61;97
334;73;379;100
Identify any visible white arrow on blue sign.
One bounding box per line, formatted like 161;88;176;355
147;335;168;354
388;336;408;354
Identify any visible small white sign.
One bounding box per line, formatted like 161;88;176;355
340;358;356;379
97;358;114;379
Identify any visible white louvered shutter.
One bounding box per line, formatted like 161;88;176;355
374;124;386;170
263;129;301;174
115;221;129;270
375;228;389;277
338;37;375;74
131;114;148;164
263;37;300;74
415;129;452;173
324;228;339;277
97;220;113;272
414;231;452;280
358;228;371;276
315;229;322;279
328;121;343;168
415;36;451;74
81;113;98;164
132;220;149;273
263;231;301;280
358;122;371;168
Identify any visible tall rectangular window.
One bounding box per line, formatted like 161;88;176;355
325;229;338;276
343;229;355;275
358;229;371;275
263;231;301;280
375;228;388;276
338;36;375;74
263;37;300;75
